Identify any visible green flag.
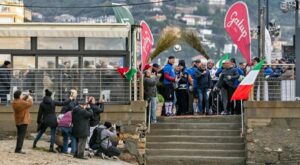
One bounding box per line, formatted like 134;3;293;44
125;68;137;81
112;3;134;24
216;53;230;68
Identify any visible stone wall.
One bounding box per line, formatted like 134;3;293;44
245;101;300;165
0;101;146;134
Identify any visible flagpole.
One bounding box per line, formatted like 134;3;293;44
217;92;219;115
240;100;244;137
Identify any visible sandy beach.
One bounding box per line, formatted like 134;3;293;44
0;139;133;165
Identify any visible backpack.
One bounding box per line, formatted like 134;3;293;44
89;127;109;148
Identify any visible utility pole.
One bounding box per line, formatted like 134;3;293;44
258;0;261;58
295;0;300;99
265;0;269;29
260;7;266;59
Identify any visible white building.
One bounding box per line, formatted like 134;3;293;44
150;0;163;6
208;0;226;6
181;15;213;26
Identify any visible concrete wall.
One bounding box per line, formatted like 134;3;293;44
244;101;300;165
0;101;146;134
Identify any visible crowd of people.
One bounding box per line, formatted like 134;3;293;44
143;56;296;123
11;88;120;160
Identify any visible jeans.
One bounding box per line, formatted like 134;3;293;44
15;124;27;152
75;138;87;158
149;97;157;123
197;88;209;113
60;127;76;154
34;125;56;147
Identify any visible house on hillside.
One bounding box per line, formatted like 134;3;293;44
181;15;213;26
175;6;198;15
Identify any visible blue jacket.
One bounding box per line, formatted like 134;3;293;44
187;66;198;88
264;67;273;77
163;63;175;85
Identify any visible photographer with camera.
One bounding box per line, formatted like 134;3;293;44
89;121;120;159
12;90;33;154
85;96;104;149
72;102;93;159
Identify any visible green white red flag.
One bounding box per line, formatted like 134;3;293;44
231;59;265;101
216;53;230;68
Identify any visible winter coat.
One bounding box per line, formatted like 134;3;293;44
98;125;117;149
89;103;104;127
195;68;212;89
216;67;239;88
60;99;79;114
144;76;158;100
72;106;93;138
37;96;71;128
12;98;33;125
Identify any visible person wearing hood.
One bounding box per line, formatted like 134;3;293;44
33;89;72;152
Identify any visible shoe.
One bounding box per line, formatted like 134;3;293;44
15;151;26;154
33;141;37;149
221;111;228;115
112;156;119;160
49;146;56;153
76;156;88;160
49;148;57;153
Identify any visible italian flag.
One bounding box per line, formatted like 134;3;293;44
231;59;265;101
216;53;230;68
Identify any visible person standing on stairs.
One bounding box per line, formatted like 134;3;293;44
144;69;159;123
162;56;177;116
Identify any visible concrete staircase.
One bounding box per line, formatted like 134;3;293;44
145;116;245;165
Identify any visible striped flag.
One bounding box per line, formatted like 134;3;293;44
231;59;265;101
216;53;230;68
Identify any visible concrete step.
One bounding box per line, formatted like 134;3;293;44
151;123;241;130
146;149;245;157
149;129;240;136
147;135;244;143
157;116;241;123
146;142;245;150
146;156;246;165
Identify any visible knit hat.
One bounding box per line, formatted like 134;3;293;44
45;89;52;97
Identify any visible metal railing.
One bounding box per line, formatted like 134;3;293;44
0;68;132;104
251;64;296;101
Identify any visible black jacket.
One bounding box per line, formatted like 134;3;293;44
89;103;104;127
216;67;239;88
72;106;93;138
60;99;79;114
37;96;71;128
195;68;212;89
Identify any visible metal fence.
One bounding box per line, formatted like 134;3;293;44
252;64;296;101
0;68;131;104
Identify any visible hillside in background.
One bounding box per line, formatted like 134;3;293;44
24;0;295;64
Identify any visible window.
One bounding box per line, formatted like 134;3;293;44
0;37;30;49
83;57;124;69
38;57;56;69
0;54;11;66
38;37;78;50
85;37;126;50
